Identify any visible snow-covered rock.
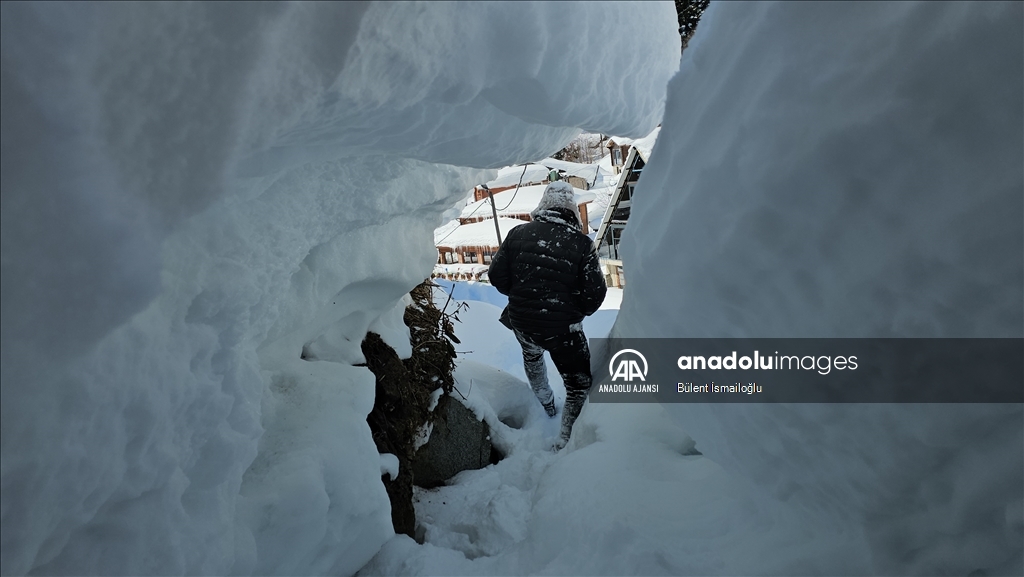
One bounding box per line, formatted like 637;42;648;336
411;394;492;489
0;2;679;575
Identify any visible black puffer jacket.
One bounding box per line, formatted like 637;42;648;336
488;206;607;334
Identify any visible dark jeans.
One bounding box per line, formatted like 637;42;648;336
512;324;593;399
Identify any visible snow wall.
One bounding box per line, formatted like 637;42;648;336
0;3;679;575
610;2;1023;575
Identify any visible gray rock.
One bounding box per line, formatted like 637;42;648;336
412;395;491;488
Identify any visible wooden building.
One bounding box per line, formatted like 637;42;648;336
605;138;634;175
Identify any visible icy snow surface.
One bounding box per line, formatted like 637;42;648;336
0;2;679;575
609;2;1022;576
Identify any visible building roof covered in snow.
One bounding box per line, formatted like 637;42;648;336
607;126;660;162
435;217;528;249
538;157;603;182
460;184;595;220
485;164;551;189
606;134;638;147
629;126;660;161
433;219;461;245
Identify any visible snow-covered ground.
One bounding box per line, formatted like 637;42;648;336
362;282;864;576
431;279;621;378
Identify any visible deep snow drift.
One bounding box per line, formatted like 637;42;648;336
0;2;679;575
611;2;1023;575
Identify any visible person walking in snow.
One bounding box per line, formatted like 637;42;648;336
487;181;607;449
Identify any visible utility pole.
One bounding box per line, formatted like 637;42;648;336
484;163;528;248
482;184;502;247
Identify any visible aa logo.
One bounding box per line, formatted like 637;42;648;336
609;349;648;382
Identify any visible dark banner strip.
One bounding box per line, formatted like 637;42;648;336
588;338;1023;403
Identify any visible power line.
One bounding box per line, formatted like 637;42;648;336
434;163;530;246
433;220;464;245
495;164;529;211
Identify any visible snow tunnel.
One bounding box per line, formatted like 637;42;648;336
1;2;1021;576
